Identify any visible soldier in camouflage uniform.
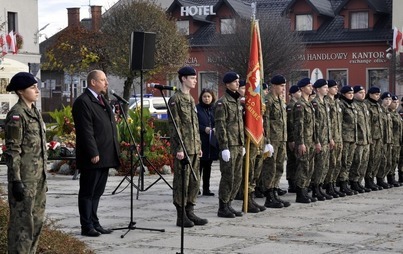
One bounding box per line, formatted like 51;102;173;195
311;79;333;201
387;95;402;187
377;92;393;189
286;85;301;193
398;99;403;183
350;85;372;193
324;80;344;198
262;75;290;208
338;86;358;196
215;71;245;218
364;86;384;190
169;66;207;228
293;78;317;203
5;72;47;254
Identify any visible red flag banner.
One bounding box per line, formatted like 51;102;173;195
245;20;264;146
393;27;402;52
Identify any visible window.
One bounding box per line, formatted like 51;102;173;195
368;69;388;92
220;19;235;34
296;14;313;31
350;12;368;29
7;12;17;32
199;72;218;95
328;69;348;89
176;20;189;35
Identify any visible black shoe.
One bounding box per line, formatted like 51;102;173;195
358;182;371;192
325;183;339;198
264;189;284;208
81;228;101;237
94;226;113;234
312;184;326;201
273;189;291;207
295;187;310;204
350;181;365;194
377;178;390;189
365;178;379;191
387;174;401;187
254;188;265;198
339;181;354;196
202;190;215;196
228;202;243;217
276;188;287;196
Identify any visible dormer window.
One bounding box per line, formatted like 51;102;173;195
350;11;368;29
176;20;189;35
221;18;235;34
296;14;313;31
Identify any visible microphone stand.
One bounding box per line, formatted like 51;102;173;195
156;88;197;254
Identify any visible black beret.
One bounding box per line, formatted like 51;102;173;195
297;78;311;88
368;86;381;94
223;71;239;84
262;83;269;90
353;85;364;93
392;95;398;100
6;72;37;92
239;80;246;87
313;79;327;88
327;80;338;87
178;66;196;76
340;86;353;94
380;92;392;100
270;75;286;85
289;85;299;94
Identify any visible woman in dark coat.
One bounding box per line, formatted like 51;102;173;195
196;88;219;196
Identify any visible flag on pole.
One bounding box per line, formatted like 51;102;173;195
393;27;402;52
245;19;264;146
1;34;7;56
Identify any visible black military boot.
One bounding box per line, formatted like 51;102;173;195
332;183;346;197
295;187;310;203
228;201;243;217
339;181;354;196
350;181;365;193
312;184;326;201
387;174;401;187
365;177;379;191
288;180;297;193
264;189;284;208
251;192;266;211
325;183;339;198
377;177;390;189
254;187;265;198
276;187;287;196
185;204;208;225
273;188;291;207
319;183;333;200
217;200;235;218
242;194;260;213
358;181;371;192
176;205;194;227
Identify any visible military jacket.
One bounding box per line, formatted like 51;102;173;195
365;98;383;140
214;91;244;150
286;99;297;142
339;97;357;143
168;89;201;155
325;96;342;143
389;108;402;146
264;92;287;143
5;99;47;182
293;96;315;146
354;100;372;145
381;106;393;144
311;97;331;144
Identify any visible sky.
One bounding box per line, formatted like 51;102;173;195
38;0;118;42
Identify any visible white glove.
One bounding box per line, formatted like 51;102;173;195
242;147;246;156
264;144;274;157
222;149;230;162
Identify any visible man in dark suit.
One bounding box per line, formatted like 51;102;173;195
72;70;120;237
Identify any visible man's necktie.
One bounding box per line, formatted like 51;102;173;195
98;95;105;106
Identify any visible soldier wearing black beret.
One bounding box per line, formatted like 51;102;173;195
387;94;402;187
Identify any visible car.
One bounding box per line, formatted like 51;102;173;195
129;95;169;119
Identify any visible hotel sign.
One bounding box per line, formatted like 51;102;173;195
181;5;216;16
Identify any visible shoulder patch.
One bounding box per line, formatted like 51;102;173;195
296;104;302;111
217;102;223;106
170;101;176;106
12;115;20;121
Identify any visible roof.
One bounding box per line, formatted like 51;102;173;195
335;0;389;14
284;0;334;17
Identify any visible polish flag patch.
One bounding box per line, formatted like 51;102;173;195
12;115;20;121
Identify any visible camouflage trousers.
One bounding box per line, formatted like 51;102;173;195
377;143;392;179
295;142;315;189
350;144;370;182
262;141;286;189
312;143;329;185
325;142;342;184
338;142;357;182
239;143;263;195
365;139;383;179
173;154;200;207
8;177;47;254
286;142;297;183
218;146;243;203
390;145;401;175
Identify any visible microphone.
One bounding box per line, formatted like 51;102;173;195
110;90;129;105
147;83;177;91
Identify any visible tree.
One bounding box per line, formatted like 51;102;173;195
101;0;189;106
210;16;306;82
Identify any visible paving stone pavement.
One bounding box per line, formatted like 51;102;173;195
1;162;403;254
